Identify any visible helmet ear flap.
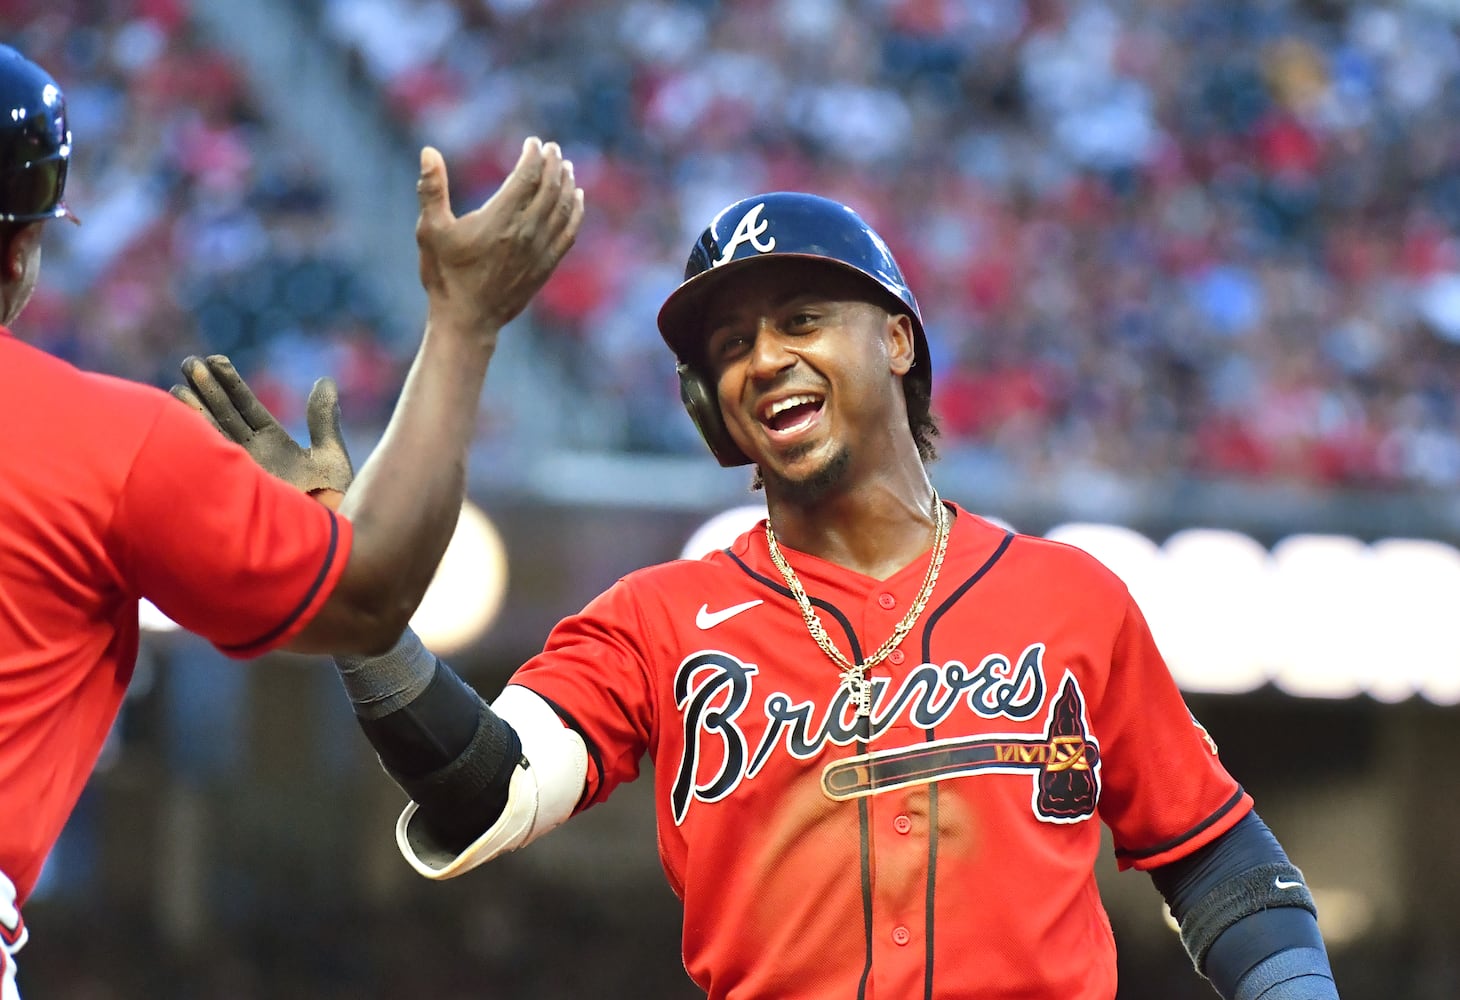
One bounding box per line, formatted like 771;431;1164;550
676;362;751;467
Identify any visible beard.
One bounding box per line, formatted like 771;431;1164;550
754;443;852;504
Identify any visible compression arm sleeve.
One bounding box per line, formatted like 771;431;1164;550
335;630;519;853
333;630;588;877
1149;811;1340;1000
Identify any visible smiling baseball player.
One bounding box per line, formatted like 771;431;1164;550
195;193;1341;999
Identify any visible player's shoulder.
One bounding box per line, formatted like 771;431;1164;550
568;545;756;637
71;361;174;402
0;340;197;519
2;333;174;416
619;543;749;590
998;523;1132;596
606;523;765;604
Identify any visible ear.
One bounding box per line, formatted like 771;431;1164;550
2;223;41;281
885;313;916;376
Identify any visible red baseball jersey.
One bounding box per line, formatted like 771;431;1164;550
512;502;1251;1000
0;329;353;905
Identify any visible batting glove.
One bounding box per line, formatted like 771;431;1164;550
171;353;355;495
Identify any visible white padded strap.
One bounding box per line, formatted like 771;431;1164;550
0;869;25;950
396;685;588;880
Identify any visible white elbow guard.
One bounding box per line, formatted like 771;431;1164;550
396;685;588;880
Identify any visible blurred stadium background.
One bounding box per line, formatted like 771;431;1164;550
7;0;1460;996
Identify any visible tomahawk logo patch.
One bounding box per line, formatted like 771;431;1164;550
712;202;776;266
820;672;1100;823
1190;710;1219;756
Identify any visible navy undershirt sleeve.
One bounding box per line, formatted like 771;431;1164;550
1149;811;1336;999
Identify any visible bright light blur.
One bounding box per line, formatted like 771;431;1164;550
138;503;508;654
1048;523;1460;704
658;510;1460;706
680;504;768;561
409;501;509;654
138;599;179;633
1043;521;1166;613
1268;535;1370;700
144;498;1460;705
1158;528;1272;695
1309;887;1379;947
1370;538;1460;706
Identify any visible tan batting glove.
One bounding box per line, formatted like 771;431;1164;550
414;136;585;344
170;353;355;496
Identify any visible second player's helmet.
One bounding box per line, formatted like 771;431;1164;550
657;192;930;467
0;45;73;224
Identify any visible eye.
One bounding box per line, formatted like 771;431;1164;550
708;328;752;363
786;310;820;332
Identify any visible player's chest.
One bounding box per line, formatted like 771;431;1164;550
668;579;1101;716
660;589;1106;826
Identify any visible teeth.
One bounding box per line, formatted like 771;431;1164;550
765;394;820;419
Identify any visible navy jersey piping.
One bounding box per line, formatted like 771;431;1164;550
220;511;341;652
1116;786;1249;862
856;794;874;1000
921;529;1016;642
725;550;865;664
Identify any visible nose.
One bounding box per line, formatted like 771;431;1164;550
746;320;796;382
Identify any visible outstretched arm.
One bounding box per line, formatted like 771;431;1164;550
174;138;583;655
165;348;587;862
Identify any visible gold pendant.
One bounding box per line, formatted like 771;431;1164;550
841;668;873;718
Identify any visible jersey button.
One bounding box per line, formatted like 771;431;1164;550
892;926;911;946
894;814;912;834
889;649;905;665
878;593;896;610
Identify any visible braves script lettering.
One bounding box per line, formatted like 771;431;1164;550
671;644;1049;823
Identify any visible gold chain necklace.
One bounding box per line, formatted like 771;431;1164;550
764;490;949;717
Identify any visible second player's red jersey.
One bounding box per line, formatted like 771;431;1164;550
0;330;353;904
512;502;1251;1000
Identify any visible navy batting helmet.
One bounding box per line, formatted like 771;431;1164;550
657;192;930;467
0;45;73;225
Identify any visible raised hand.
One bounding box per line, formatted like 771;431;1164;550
415;136;584;344
171;354;355;495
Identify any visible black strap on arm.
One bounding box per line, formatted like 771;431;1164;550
355;657;522;855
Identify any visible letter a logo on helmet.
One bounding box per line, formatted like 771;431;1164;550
711;203;776;267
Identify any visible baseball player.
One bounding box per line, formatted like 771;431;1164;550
197;194;1340;999
0;44;582;999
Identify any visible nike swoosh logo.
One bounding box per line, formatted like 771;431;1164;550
696;599;764;629
1274;878;1303;890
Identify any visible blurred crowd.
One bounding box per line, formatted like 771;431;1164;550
321;0;1460;490
2;0;406;430
9;0;1460;492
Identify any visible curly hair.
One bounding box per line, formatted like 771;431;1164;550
905;368;939;464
